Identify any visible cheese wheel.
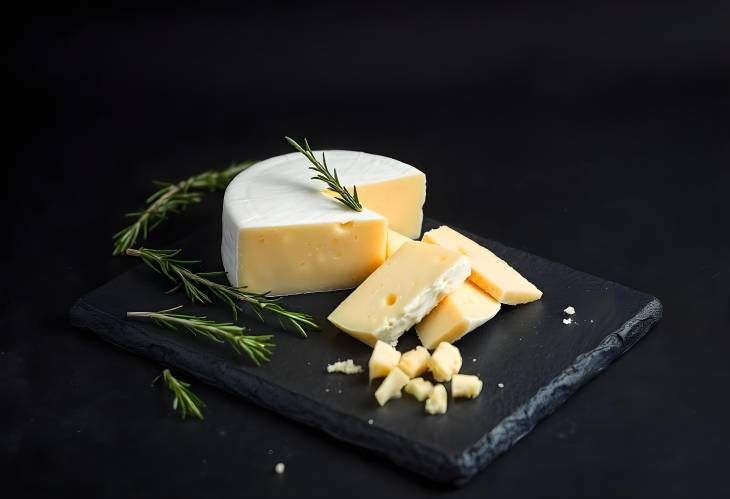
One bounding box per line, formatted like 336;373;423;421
222;150;426;295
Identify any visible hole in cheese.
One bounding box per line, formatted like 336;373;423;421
385;293;398;306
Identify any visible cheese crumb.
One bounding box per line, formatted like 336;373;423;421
398;346;430;378
275;462;285;474
428;342;462;382
404;377;434;401
374;367;410;406
451;374;483;399
326;359;364;374
563;318;572;325
498;383;504;388
425;384;448;415
369;340;402;380
367;418;374;425
564;306;576;315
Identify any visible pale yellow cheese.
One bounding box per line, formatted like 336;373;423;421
398;346;430;378
223;150;426;295
374;367;410;406
425;384;448;415
404;377;434;401
328;241;471;346
386;230;412;258
451;374;483;399
428;342;463;382
368;340;402;381
353;175;426;239
237;218;387;295
415;282;501;349
422;225;542;305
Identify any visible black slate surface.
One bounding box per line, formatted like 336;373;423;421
69;218;662;484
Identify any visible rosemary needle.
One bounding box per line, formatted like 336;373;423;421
285;136;362;212
126;247;319;337
129;306;275;366
113;161;255;256
153;369;206;420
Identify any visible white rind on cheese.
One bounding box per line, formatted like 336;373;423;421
222;151;426;294
328;241;471;347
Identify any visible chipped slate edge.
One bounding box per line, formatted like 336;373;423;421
69;296;661;485
450;297;663;484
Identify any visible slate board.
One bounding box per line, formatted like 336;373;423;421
69;218;662;485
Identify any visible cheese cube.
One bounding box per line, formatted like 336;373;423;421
416;282;501;349
398;346;431;378
374;367;410;406
386;230;412;258
425;384;448;415
368;340;402;380
328;241;471;346
428;342;462;382
422;225;542;305
404;377;434;401
451;374;483;399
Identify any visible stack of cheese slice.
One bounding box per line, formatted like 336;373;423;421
222;151;426;295
329;225;542;348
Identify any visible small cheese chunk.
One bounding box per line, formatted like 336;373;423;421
422;225;542;305
404;377;434;401
368;340;402;380
425;384;448;415
328;241;471;346
428;342;463;382
374;367;410;406
451;374;483;399
326;359;364;374
564;306;575;315
398;346;431;378
416;281;501;349
386;230;412;258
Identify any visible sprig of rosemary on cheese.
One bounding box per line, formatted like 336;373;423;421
153;368;206;420
126;247;319;337
130;306;275;366
113;161;256;256
285;136;362;211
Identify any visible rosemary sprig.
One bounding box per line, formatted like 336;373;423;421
113;161;255;256
153;369;206;420
285;136;362;212
129;306;275;366
126;247;319;337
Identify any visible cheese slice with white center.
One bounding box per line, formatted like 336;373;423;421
222;151;426;295
415;281;501;349
328;241;470;346
422;225;542;305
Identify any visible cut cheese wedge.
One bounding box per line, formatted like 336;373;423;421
386;230;412;258
415;281;501;349
422;225;542;305
328;241;470;346
223;151;426;295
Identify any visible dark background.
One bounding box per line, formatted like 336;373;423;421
6;1;730;498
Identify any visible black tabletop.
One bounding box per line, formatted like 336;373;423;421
6;2;730;498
